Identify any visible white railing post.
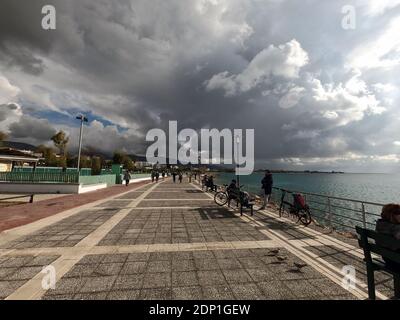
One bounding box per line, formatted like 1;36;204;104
327;197;333;230
361;203;367;229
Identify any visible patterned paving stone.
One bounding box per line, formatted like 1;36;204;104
0;209;118;249
0;255;59;299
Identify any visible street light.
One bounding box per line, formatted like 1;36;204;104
236;135;240;188
76;114;88;172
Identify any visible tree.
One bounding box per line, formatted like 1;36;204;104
113;151;125;164
0;131;7;141
91;156;102;175
123;156;135;171
36;145;59;167
51;131;69;156
113;151;134;171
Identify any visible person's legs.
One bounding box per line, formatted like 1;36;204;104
261;192;267;209
265;193;271;207
126;179;129;187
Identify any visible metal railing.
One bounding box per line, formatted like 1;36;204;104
269;187;384;232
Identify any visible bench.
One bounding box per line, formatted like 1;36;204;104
239;201;254;216
0;194;34;204
356;226;400;299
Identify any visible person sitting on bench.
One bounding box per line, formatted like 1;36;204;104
206;176;217;192
375;203;400;271
227;180;239;206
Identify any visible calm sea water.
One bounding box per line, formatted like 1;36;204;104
214;172;400;204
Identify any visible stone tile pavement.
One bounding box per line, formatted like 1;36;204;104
0;179;394;300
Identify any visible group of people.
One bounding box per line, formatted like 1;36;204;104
171;171;183;183
151;170;166;183
202;175;217;192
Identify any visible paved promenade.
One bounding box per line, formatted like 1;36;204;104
0;179;395;300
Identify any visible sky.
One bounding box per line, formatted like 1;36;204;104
1;0;400;173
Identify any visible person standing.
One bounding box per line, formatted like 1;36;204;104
124;170;131;187
162;171;165;180
178;172;183;183
172;172;177;183
155;171;160;182
261;170;273;209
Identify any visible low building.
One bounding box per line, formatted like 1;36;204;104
0;148;41;172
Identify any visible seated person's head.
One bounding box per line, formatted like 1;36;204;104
381;204;400;224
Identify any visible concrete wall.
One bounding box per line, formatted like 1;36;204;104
0;182;81;194
0;176;151;194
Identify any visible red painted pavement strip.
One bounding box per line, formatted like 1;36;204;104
0;180;151;233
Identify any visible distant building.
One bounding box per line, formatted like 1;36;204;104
0;141;42;172
0;149;41;172
131;155;152;169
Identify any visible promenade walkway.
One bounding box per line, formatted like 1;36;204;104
0;179;395;300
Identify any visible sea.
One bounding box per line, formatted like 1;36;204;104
213;172;400;204
212;172;400;231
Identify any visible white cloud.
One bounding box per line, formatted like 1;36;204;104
205;39;309;96
0;74;20;104
373;83;397;93
310;74;386;126
347;16;400;70
361;0;400;16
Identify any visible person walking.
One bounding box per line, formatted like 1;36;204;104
261;170;273;209
162;171;165;180
172;172;177;183
124;170;131;187
155;171;160;183
178;172;183;183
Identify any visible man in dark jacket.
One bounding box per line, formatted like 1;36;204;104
260;170;273;209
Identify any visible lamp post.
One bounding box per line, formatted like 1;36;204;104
236;135;240;188
76;114;88;172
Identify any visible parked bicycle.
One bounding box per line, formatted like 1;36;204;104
214;184;254;215
279;189;312;226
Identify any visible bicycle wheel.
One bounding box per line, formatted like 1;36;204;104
298;208;312;226
214;192;228;206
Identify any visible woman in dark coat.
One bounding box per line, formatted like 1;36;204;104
261;170;273;209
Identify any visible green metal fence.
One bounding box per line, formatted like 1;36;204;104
0;172;79;183
0;171;148;185
13;167;92;176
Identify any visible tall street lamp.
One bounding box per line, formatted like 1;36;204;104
236;135;240;188
76;114;88;172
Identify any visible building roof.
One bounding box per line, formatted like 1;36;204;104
0;141;37;152
0;148;40;162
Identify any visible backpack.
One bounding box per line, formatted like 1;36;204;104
293;193;306;209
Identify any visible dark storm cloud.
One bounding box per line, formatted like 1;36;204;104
0;0;399;171
8;116;56;140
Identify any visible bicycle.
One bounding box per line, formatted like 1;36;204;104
214;185;254;216
278;189;312;226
